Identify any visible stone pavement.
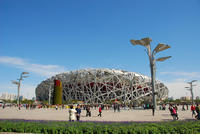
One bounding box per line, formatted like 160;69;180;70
0;106;196;122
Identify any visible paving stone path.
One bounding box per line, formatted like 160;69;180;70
0;106;196;122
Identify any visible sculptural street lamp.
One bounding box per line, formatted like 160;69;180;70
130;37;171;116
185;80;197;105
12;72;29;106
44;81;54;105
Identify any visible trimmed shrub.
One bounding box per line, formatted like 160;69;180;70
0;120;200;134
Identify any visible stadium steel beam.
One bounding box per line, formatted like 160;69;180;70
36;69;169;106
130;37;171;116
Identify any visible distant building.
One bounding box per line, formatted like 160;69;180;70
19;95;25;101
168;97;174;100
196;96;200;100
0;93;17;100
180;96;190;101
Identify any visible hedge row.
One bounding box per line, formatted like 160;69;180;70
0;120;200;134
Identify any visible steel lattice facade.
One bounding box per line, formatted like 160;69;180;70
36;68;168;103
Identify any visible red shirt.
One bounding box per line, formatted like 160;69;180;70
99;107;102;112
191;105;196;111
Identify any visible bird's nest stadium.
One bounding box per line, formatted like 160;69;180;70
36;68;168;104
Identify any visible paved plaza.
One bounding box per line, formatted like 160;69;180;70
0;106;196;122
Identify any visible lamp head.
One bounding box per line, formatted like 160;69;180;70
188;80;197;84
130;40;145;46
22;72;29;75
191;80;197;83
130;37;152;47
156;56;171;62
153;44;171;54
12;80;19;85
141;37;152;46
22;76;29;78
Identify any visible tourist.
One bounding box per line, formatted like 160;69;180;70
173;106;179;120
117;104;120;112
182;104;185;111
191;105;196;117
76;105;81;121
186;104;188;110
97;105;102;117
86;105;91;117
195;104;200;120
146;104;149;109
55;105;58;110
18;104;21;110
169;105;178;120
2;103;5;109
114;104;117;112
69;105;76;121
162;104;166;110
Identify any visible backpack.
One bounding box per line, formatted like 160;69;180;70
173;108;176;114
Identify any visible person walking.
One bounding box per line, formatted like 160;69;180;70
186;104;188;110
191;105;196;118
114;104;117;112
86;105;91;117
169;105;178;120
117;104;120;112
69;105;76;121
182;104;185;111
2;103;5;109
76;105;81;121
172;106;178;120
98;106;102;117
195;104;200;120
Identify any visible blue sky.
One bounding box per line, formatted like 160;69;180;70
0;0;200;99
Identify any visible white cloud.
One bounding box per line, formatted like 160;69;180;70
162;78;200;99
0;56;26;66
0;83;36;99
0;56;66;77
160;71;200;79
159;71;200;99
20;84;36;99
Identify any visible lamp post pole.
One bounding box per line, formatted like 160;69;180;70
12;72;29;107
48;84;52;105
146;44;157;115
150;55;156;115
130;37;171;116
17;74;22;106
186;80;197;105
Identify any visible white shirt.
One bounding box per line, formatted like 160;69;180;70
69;108;76;121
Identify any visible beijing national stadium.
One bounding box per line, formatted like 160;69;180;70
35;68;168;104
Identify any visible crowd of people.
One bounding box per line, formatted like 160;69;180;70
0;103;38;110
1;102;200;121
168;103;200;120
67;103;200;122
68;104;104;121
191;104;200;120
